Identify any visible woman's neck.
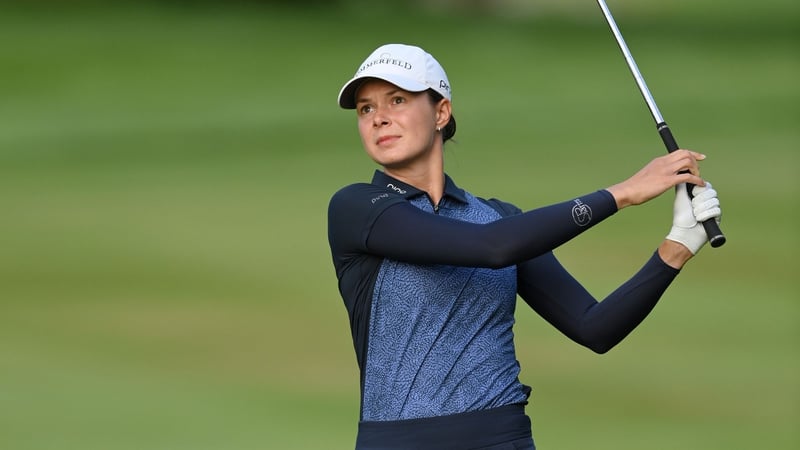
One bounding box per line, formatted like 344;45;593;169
383;154;446;206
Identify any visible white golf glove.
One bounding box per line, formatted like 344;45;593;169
666;182;722;254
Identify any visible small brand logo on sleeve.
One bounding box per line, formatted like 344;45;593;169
371;193;389;204
571;199;592;226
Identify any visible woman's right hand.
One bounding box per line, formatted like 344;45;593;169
605;149;707;210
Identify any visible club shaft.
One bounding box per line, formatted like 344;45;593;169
596;0;664;125
596;0;726;248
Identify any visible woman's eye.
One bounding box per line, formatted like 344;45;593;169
392;97;405;105
359;105;374;115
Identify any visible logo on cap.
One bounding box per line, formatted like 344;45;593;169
357;53;413;75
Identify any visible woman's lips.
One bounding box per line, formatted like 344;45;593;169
377;135;400;146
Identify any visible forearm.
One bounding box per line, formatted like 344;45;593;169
519;251;680;354
581;252;680;352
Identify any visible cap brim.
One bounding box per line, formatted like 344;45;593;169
338;74;430;109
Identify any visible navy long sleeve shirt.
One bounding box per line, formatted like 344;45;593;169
328;170;679;422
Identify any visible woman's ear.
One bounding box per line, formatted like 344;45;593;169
435;99;452;129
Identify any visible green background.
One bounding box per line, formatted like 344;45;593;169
0;1;797;449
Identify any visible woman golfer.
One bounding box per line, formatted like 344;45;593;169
327;43;721;450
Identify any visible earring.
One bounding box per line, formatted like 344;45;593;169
436;126;441;132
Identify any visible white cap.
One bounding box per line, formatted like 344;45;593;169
338;43;452;109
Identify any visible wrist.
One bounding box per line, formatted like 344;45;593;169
605;183;632;210
658;239;694;269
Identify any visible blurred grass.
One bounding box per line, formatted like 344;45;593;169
0;2;798;449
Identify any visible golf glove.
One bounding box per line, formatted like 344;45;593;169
666;182;722;255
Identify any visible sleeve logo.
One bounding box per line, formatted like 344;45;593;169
371;193;389;204
571;199;593;226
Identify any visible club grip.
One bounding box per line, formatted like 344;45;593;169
657;123;726;248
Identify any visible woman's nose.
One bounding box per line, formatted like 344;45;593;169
372;108;390;127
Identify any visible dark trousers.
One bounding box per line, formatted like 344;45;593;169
356;404;535;450
477;436;535;449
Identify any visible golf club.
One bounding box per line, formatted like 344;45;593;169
596;0;726;248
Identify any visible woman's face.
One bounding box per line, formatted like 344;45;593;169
355;79;450;171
